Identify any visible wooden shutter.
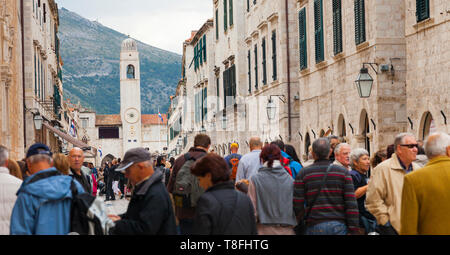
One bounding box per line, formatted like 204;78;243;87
262;37;267;85
416;0;430;22
224;0;228;31
199;39;203;66
231;65;236;99
203;35;207;62
314;0;324;63
272;30;277;81
216;9;219;40
248;50;252;93
354;0;366;45
194;44;198;70
333;0;343;55
298;8;307;70
254;44;258;90
229;0;233;26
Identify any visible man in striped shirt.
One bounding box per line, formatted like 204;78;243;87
293;138;360;235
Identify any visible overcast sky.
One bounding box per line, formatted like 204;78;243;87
55;0;213;55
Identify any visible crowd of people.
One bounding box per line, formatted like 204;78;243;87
0;130;449;235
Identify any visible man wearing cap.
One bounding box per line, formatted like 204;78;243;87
107;147;177;235
10;143;86;235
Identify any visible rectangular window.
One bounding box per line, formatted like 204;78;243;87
247;0;250;12
199;38;203;66
332;0;343;55
314;0;324;63
34;51;37;96
262;37;267;85
298;8;308;70
216;9;219;40
224;0;228;32
194;44;198;70
223;65;236;107
254;44;258;90
271;30;277;81
354;0;366;45
99;127;119;139
203;87;208;122
81;118;89;129
416;0;430;22
247;50;251;93
229;0;233;26
216;77;220;112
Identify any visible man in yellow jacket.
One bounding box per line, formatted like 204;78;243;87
366;133;420;235
400;132;450;235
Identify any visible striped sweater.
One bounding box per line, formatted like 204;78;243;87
293;160;360;234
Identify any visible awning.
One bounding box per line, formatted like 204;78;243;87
43;122;97;156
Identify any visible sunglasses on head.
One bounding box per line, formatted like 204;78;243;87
400;144;419;149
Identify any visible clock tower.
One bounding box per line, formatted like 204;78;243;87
120;37;142;152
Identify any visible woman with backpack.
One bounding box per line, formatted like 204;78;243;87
248;144;297;235
190;154;257;235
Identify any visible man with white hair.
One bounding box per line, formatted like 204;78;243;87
400;132;450;235
10;143;86;234
366;133;421;235
0;145;22;234
333;143;351;170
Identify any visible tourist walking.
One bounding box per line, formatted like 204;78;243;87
108;148;177;235
293;138;360;235
349;148;377;234
191;154;257;235
333;143;351;171
366;133;420;235
248;144;297;235
10;143;85;235
167;134;211;235
271;140;302;179
401;132;450;235
235;137;263;185
0;145;22;235
105;160;116;201
224;143;242;183
68;148;92;194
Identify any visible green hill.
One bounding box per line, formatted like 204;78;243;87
58;7;181;114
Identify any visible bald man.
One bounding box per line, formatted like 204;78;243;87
235;137;263;184
68;147;92;193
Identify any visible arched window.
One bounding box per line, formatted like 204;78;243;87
420;112;434;140
127;64;135;79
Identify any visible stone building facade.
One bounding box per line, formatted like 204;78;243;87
295;0;409;157
404;0;450;141
22;0;64;152
0;0;24;160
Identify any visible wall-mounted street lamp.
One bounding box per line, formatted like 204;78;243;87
267;95;286;120
355;63;378;98
33;114;43;130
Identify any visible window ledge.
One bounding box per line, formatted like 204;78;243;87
413;17;435;31
356;41;370;52
300;68;310;75
333;52;345;61
315;60;328;70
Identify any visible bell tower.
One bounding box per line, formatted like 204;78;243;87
120;37;142;152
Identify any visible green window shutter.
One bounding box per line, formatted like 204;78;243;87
229;0;233;26
248;50;252;93
247;0;250;12
223;69;228;107
272;30;277;81
299;8;307;70
262;37;267;85
224;0;228;32
199;40;203;66
34;52;37;96
314;0;324;63
203;35;207;62
194;44;198;70
254;44;258;90
416;0;430;22
333;0;343;55
231;65;236;99
354;0;366;45
217;77;220;113
216;9;219;40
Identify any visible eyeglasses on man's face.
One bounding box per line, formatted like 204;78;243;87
400;144;419;149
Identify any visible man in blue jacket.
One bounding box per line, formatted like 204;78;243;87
10;143;85;235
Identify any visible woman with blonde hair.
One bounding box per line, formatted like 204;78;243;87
53;153;70;175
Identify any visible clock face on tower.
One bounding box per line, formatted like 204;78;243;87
124;108;139;124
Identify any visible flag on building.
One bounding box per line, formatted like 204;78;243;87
98;146;103;158
158;112;164;123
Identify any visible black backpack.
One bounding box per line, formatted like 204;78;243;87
69;180;115;235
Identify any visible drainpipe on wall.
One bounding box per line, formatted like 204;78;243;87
21;0;27;149
285;0;292;141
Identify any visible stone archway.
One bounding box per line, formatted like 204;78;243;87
304;132;311;158
419;111;435;140
100;154;115;168
337;114;346;141
359;109;371;155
